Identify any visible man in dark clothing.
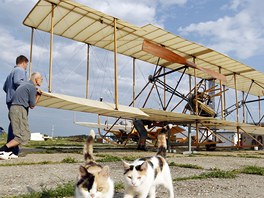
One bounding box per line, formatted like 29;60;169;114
3;55;28;157
0;72;42;160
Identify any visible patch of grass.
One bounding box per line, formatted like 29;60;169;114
95;154;109;158
174;170;237;181
122;155;141;161
97;154;121;162
239;166;264;176
114;182;125;192
201;170;237;178
169;162;203;169
0;157;79;167
11;181;75;198
189;153;236;158
25;138;84;148
61;157;78;163
96;154;141;162
237;154;262;159
0;161;56;167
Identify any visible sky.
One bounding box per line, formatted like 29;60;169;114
0;0;264;137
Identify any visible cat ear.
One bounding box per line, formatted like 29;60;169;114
79;165;88;177
140;161;148;171
122;160;131;170
100;166;110;177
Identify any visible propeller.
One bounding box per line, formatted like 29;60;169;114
142;40;227;83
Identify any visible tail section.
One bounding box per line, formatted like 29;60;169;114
157;126;169;157
83;129;95;162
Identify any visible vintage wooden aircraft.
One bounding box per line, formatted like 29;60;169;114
23;0;264;150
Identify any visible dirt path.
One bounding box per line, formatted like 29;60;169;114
0;149;264;197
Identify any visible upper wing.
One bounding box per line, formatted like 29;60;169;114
24;0;264;96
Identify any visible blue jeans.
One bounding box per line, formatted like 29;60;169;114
7;103;19;155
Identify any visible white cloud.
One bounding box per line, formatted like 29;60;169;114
223;0;248;11
76;0;157;26
158;0;187;7
76;0;188;27
0;27;30;68
178;0;264;59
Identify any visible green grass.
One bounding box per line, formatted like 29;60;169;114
237;154;262;159
188;153;235;158
239;166;264;175
114;182;125;192
174;170;237;181
96;154;144;162
122;155;142;161
61;157;78;163
10;181;75;198
169;162;203;169
0;161;56;167
174;165;264;182
26;140;82;148
0;157;79;167
96;154;122;162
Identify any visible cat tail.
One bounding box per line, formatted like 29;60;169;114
157;125;171;157
83;129;96;162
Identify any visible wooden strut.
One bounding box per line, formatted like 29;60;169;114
29;27;34;79
133;58;136;107
188;76;192;152
234;73;240;148
193;57;199;149
223;84;226;120
219;67;224;119
242;91;246;123
86;44;90;99
189;75;192;111
258;96;261;126
114;18;118;110
48;3;55;93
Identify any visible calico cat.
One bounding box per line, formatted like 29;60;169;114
75;130;114;198
122;127;174;198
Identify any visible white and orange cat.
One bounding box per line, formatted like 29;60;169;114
122;127;174;198
75;130;114;198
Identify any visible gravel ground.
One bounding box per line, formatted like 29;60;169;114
0;149;264;198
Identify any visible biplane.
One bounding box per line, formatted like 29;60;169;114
23;0;264;151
